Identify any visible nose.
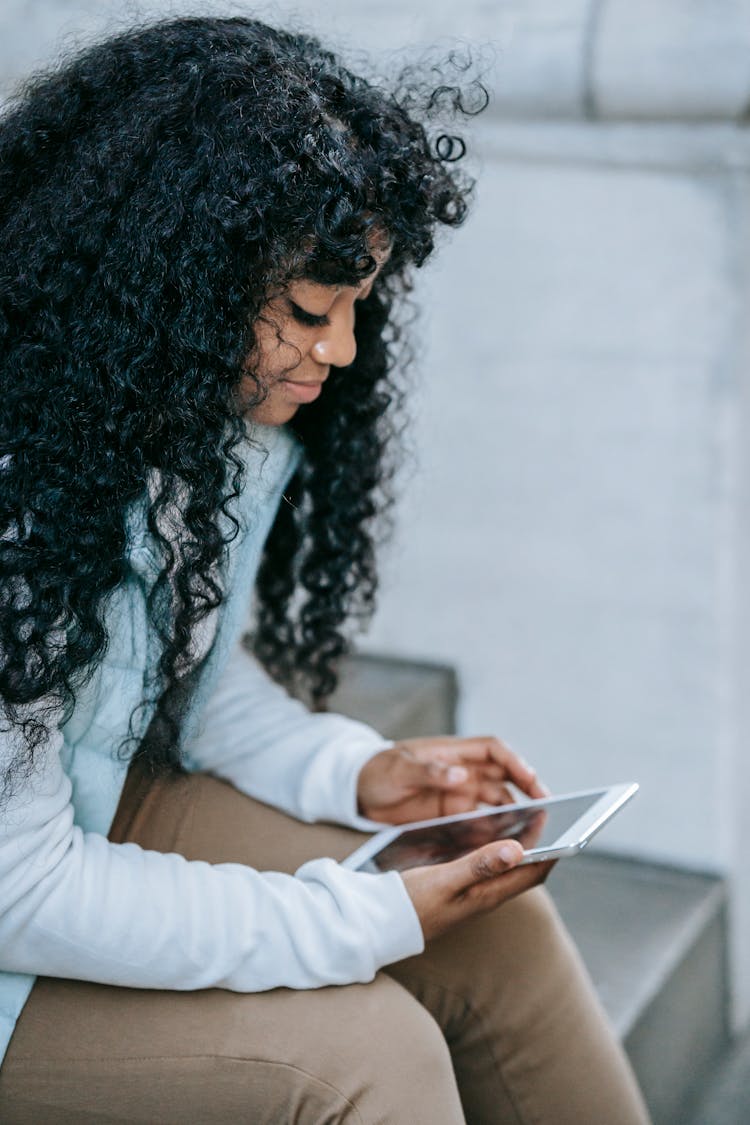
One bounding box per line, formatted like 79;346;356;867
311;307;357;369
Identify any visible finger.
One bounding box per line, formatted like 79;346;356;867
440;791;480;817
469;857;557;911
475;763;507;782
477;781;516;806
448;839;525;893
395;745;470;792
396;738;550;799
409;737;546;795
469;737;549;799
403;740;518;775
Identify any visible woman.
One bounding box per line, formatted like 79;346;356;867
0;16;649;1123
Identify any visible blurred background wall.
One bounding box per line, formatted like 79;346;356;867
3;0;750;1023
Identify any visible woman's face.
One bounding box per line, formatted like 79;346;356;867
239;252;387;426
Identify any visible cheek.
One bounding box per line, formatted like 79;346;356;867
235;369;261;411
251;319;307;379
234;370;290;425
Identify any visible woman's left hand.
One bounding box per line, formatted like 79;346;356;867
356;736;549;825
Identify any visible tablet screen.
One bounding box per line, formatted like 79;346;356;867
362;791;607;873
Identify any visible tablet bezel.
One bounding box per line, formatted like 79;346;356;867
341;783;639;872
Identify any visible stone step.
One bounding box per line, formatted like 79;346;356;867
687;1024;750;1125
549;854;728;1125
331;653;730;1125
330;651;458;741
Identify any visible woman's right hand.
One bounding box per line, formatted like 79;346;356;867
400;841;556;942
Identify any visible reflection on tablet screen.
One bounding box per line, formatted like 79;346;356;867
368;794;604;873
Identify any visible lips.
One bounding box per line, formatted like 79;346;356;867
281;378;326;404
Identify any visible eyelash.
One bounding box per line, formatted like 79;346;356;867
289;301;330;328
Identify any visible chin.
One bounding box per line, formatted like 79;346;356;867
246;400;300;426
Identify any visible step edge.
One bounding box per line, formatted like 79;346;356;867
613;887;728;1038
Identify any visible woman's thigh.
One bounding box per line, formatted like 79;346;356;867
0;973;464;1124
0;763;466;1124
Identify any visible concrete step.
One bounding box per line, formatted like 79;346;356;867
330;651;459;741
549;854;728;1125
686;1025;750;1125
331;653;730;1125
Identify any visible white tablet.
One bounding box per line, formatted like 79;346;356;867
342;783;639;873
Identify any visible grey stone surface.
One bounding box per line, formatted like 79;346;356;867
593;0;750;122
548;854;726;1037
550;856;728;1125
486;0;595;120
688;1025;750;1125
3;1;750;121
730;181;750;1037
329;652;458;740
626;908;729;1125
479;119;750;172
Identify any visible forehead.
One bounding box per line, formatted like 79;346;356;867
291;227;392;285
291;246;390;296
283;277;371;309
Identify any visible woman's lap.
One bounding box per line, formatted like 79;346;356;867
0;762;650;1124
0;764;465;1124
1;973;464;1125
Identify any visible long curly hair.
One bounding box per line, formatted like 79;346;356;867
0;15;482;790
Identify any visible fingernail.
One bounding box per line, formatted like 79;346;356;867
498;843;520;864
446;766;468;784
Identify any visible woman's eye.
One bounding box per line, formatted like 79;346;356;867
289;300;330;328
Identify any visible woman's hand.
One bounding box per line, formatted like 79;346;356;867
401;841;556;942
356;736;548;825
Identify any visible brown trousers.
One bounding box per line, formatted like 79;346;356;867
0;761;650;1124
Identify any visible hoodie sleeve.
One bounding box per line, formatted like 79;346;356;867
0;717;425;992
184;640;390;831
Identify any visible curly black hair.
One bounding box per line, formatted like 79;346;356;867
0;15;483;790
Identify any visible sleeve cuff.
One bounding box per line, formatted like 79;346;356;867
294;857;426;971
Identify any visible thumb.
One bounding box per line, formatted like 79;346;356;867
451;839;525;892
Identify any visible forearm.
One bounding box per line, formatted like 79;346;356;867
184;640;389;827
0;727;424;991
